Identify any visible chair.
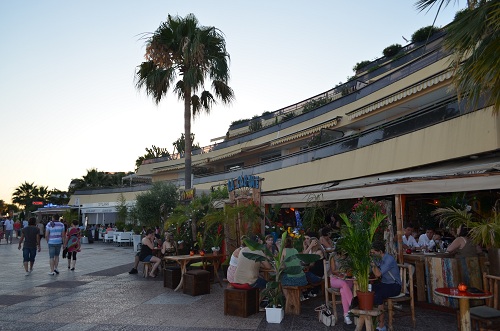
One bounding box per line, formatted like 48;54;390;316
471;272;500;331
104;231;115;243
386;264;415;331
116;232;131;246
323;257;342;323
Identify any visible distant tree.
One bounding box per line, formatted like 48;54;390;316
135;13;234;189
132;182;178;228
172;133;200;155
135;145;170;171
12;182;37;213
116;193;129;224
70;168;132;193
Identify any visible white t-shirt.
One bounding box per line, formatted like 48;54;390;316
402;235;420;248
4;219;14;231
418;234;435;250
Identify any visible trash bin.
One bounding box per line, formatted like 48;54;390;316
86;230;94;243
133;235;142;252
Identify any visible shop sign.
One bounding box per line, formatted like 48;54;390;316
227;175;260;192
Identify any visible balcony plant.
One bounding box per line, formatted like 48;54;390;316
243;231;320;322
337;200;387;310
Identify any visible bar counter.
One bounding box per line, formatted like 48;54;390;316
402;252;486;307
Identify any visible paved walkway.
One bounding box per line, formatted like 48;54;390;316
0;237;457;330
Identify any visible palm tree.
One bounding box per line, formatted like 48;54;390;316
135;13;234;189
415;0;500;111
12;181;36;213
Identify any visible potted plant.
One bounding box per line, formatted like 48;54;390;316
432;200;500;276
243;231;320;323
337;200;387;310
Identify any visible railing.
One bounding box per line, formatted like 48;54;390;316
143;33;447;166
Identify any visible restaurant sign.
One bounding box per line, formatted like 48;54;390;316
227;175;260;192
180;188;195;202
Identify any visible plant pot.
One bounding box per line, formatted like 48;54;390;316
356;290;375;310
265;306;284;323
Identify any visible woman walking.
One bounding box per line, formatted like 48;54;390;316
66;220;81;271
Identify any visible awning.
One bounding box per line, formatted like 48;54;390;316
270;116;342;146
262;157;500;205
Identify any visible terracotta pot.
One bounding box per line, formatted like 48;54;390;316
357;290;375;310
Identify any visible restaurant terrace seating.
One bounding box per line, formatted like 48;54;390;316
224;287;259;317
115;232;132;246
470;272;500;331
104;231;115;243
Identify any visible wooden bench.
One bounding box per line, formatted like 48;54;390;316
283;281;324;315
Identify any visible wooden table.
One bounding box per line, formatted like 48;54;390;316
164;253;225;291
434;287;492;331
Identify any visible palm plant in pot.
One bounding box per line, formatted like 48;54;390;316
432;200;500;276
337;201;387;310
243;231;320;323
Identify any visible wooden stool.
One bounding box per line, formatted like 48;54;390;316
351;308;382;331
142;262;153;278
224;287;259;317
189;263;215;282
164;266;181;289
183;269;210;296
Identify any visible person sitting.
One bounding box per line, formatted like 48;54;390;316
319;227;334;253
402;224;420;251
161;232;176;256
302;235;325;297
264;234;277;256
370;241;402;331
446;224;482;257
232;244;272;290
329;249;354;325
418;227;436;251
227;238;246;284
139;229;161;278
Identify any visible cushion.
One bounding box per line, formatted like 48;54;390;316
470;306;500;319
230;283;253;290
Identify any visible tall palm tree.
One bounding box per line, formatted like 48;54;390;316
135;13;234;189
12;181;36;212
415;0;500;111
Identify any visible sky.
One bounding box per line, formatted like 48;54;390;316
0;1;460;204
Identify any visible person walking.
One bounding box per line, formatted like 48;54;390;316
14;220;22;238
45;215;66;275
18;217;41;276
4;217;14;244
66;220;81;271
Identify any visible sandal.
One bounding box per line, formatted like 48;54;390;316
149;273;157;278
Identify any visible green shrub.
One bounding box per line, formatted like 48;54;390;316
230;118;250;126
383;44;402;57
411;25;440;43
280;112;295;122
248;116;262;132
302;97;332;114
353;60;371;73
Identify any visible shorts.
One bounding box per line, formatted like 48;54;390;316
23;247;37;262
142;255;153;262
48;244;62;259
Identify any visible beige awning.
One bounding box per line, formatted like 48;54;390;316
270;116;342;146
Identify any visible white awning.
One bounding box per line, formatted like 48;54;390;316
262;157;500;204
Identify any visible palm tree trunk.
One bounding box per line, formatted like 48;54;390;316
184;87;192;189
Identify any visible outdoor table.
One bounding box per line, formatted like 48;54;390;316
434;287;492;331
164;253;226;291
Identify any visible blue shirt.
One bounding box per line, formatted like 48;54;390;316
378;253;401;285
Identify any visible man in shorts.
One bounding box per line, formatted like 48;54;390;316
45;215;66;275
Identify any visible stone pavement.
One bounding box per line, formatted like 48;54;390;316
0;237;457;330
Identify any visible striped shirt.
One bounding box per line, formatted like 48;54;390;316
46;221;65;245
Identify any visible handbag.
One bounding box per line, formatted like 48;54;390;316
315;304;336;326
